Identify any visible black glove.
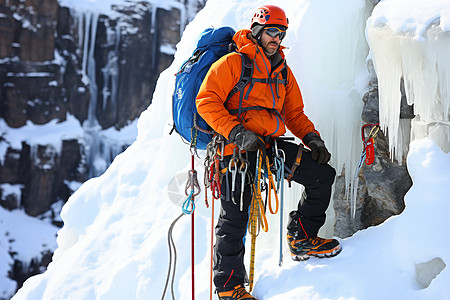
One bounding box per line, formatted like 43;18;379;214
229;125;265;152
303;132;331;164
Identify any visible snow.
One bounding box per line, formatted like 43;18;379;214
0;208;58;264
4;0;450;299
0;184;23;199
0;183;24;207
0;207;59;299
0;230;16;300
160;44;177;56
0;114;84;160
368;0;450;39
5;73;53;77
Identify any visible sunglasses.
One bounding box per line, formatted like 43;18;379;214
264;27;286;40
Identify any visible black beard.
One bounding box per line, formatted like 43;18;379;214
263;43;279;56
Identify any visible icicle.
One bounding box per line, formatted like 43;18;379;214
101;22;120;113
78;10;102;177
111;24;120;113
179;2;186;35
350;175;359;219
368;25;450;156
81;11;91;86
30;145;38;168
150;4;158;71
77;11;84;52
86;12;99;129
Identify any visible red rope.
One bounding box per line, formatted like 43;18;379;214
210;186;214;300
190;154;195;300
208;154;221;299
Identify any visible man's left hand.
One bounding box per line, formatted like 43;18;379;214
303;133;331;164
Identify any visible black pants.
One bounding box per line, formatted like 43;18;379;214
213;140;336;291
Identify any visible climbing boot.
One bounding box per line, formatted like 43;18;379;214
217;284;256;300
286;211;341;261
287;233;341;261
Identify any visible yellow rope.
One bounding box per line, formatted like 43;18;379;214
248;150;279;292
248;151;262;292
248;192;258;292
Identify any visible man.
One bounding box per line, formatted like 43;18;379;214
196;5;341;299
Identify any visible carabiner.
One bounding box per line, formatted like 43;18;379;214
229;157;239;205
239;159;249;211
185;169;201;197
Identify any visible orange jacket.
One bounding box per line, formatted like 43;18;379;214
196;29;319;155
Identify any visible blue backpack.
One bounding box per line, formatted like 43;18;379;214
172;26;288;150
172;26;236;150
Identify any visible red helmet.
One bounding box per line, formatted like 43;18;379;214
251;5;289;28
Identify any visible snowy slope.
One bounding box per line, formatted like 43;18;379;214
9;0;450;299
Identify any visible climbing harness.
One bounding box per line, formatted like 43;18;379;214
286;143;306;187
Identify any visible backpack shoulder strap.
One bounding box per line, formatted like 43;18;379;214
280;61;288;83
224;54;289;122
224;52;253;108
273;60;288;98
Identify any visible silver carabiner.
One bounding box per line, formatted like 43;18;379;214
239;159;248;211
229;157;238;205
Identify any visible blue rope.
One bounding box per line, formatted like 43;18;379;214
182;190;195;215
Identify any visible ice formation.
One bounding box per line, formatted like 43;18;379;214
367;0;450;161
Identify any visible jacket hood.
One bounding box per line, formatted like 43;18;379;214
233;29;286;60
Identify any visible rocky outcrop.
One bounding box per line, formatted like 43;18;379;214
334;60;413;238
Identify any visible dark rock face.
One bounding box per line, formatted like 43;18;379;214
0;1;190;214
0;140;85;217
0;0;66;128
0;0;204;295
0;0;59;62
334;60;413;238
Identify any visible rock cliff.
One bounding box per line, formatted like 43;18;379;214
0;0;204;294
